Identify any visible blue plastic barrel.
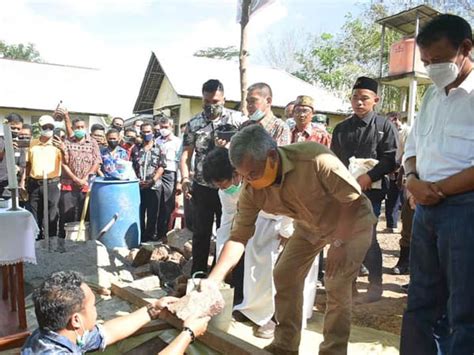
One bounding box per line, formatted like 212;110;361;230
90;178;141;248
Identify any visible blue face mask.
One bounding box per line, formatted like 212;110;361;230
223;183;241;196
74;129;86;140
142;133;154;142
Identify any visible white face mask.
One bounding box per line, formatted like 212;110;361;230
426;52;465;89
159;128;171;137
41;129;54;138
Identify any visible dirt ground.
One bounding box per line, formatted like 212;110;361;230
316;213;410;335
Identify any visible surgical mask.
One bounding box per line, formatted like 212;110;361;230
142;133;154;142
223;183;241;196
11;131;19;139
247;157;278;190
107;140;119;149
426;52;466;89
75;317;90;347
112;124;123;132
250;110;265;121
124;136;135;144
41;129;54;138
74;129;86;140
159;128;171;137
203;103;224;120
54;121;65;130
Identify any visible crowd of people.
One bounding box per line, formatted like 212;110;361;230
0;12;472;355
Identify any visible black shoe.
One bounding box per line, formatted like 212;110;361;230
401;283;409;293
264;344;298;354
359;264;369;276
391;246;410;275
356;284;383;304
232;310;250;323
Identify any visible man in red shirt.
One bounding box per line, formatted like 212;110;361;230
58;118;101;251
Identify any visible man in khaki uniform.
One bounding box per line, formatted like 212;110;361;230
207;124;375;354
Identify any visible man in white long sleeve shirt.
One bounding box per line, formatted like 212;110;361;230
400;14;474;355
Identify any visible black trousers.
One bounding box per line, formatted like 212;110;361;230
191;182;222;275
28;179;60;239
140;188;160;242
58;188;87;239
0;180;8;197
156;171;177;239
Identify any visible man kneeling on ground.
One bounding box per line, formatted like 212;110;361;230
22;271;209;354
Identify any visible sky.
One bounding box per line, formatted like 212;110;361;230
0;0;363;117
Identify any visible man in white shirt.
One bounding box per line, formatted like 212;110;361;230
401;14;474;355
155;115;182;239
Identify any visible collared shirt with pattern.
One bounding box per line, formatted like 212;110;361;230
131;143;166;190
100;145;130;179
291;122;332;147
229;142;376;246
21;325;107;354
241;112;290;147
61;135;102;192
182;108;246;187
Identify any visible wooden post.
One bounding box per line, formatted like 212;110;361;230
239;0;251;116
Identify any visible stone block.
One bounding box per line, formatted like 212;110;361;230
150;261;182;284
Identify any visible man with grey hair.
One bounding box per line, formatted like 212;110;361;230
155;115;182;239
205;124;376;354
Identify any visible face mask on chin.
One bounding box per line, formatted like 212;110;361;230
247;156;278;190
426;50;466;89
75;316;90;348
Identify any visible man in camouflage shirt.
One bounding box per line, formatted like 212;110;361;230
180;79;246;274
132;121;166;242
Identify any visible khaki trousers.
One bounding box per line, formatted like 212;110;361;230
271;226;372;354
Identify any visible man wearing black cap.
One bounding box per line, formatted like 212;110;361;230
331;76;398;303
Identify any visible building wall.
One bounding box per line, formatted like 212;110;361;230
0;107;107;132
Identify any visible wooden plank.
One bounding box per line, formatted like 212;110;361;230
111;282;270;355
131;320;173;337
0;331;30;351
16;263;27;329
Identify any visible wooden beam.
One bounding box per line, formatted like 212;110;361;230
111;282;270;355
0;331;30;351
131;320;173;337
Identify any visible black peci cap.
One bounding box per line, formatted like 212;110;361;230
353;76;378;94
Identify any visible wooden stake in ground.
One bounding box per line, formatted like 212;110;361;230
239;0;251;116
42;170;50;252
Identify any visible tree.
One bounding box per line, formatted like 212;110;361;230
0;41;42;62
293;1;472;112
194;46;240;60
258;29;306;73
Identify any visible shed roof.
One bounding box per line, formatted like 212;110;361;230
0;58;111;116
376;5;441;36
133;52;350;115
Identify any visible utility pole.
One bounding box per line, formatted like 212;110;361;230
239;0;251;116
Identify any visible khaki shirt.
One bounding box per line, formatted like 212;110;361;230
230;142;377;245
28;138;62;179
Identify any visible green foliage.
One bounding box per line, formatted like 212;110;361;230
294;1;472;112
194;46;240;60
0;41;42;62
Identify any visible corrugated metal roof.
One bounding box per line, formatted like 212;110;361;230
376;5;440;36
133;52;350;115
0;58;111;116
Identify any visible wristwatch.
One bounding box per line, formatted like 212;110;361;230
332;239;344;248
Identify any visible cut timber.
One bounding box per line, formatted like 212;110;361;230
111;282;270;355
0;331;30;351
131;320;173;337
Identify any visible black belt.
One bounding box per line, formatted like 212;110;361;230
30;177;60;184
